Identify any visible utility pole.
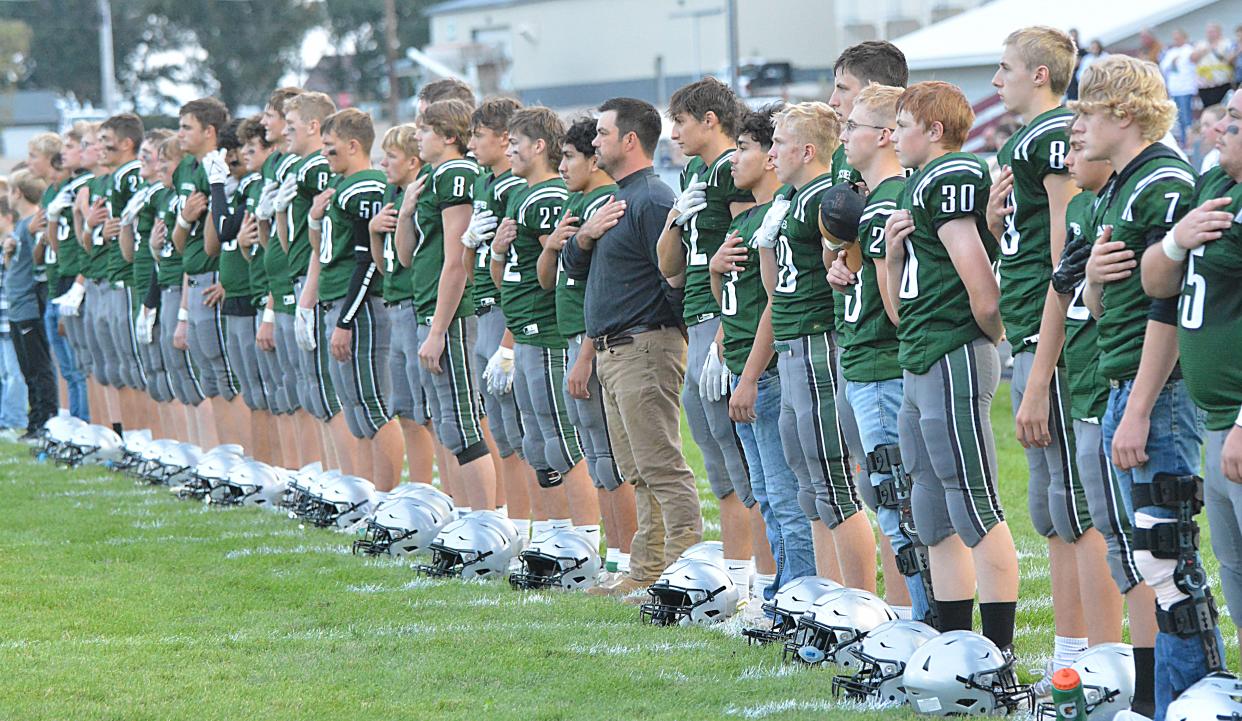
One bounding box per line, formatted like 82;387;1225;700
383;0;400;122
98;0;117;113
726;0;739;92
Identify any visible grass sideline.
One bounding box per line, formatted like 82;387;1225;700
0;384;1235;721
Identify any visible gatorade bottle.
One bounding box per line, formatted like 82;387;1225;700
1051;667;1088;721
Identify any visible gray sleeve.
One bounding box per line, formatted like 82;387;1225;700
562;234;592;281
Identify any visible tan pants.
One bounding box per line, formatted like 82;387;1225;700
595;326;702;582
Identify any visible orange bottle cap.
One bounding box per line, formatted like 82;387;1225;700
1051;667;1082;691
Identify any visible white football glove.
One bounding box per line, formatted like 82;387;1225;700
294;305;317;351
203;149;230;186
672;173;708;227
256;179;277;221
460;209;499;249
272;174;298;213
46;186;75;224
54;281;86;317
752;197;791;249
135;306;157;345
119;185;153;227
482;346;515;395
698;342;730;403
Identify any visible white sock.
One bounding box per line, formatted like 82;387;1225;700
1053;635;1089;669
550;518;572;531
512;518;530;539
891;605;912;620
458;506;473;515
753;573;776;598
725;558;754;601
575;524;601;550
532;519;553;538
496;504;508;516
605;547;621;572
619;552;631;574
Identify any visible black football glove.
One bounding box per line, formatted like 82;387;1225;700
1051;235;1092;295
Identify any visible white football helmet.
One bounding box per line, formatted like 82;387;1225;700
61;424;124;467
832;619;940;706
134;438;175;483
1165;672;1242;721
1035;643;1134;720
279;463;324;515
308;474;376;528
152;442;202;486
178;449;244;500
211;460;287;509
903;630;1033;717
743;576;843;644
464;510;520;550
640;557;738;626
353;496;450;556
41;414;86;457
118;429;153;474
388;483;455;519
509;528;601;591
416;516;515;579
784;588;897;669
678;540;724;569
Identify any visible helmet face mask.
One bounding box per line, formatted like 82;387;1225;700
508;529;600;591
744;576;843;645
782;588;897;669
832;620;940;706
414;517;514;579
352;498;447;556
639;558;738;626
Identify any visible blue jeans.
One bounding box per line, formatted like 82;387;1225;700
1172;94;1194;146
1102;378;1223;719
0;335;27;429
846;377;932;621
734;369;816;599
43;301;88;421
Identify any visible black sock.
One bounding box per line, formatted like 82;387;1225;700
1132;646;1155;717
936;599;974;633
979;601;1016;650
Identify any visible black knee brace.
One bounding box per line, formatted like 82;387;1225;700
456;440;490;466
868;443;938;628
536;468;563;488
1133;473;1223;672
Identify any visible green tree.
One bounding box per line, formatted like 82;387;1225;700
0;19;31;87
319;0;432;104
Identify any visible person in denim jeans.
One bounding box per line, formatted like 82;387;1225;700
1076;55;1224;719
710;105;813;599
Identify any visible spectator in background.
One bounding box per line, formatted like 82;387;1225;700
0;197;28;438
1195;104;1226;172
1138;28;1164;65
1193;22;1235;106
1162;29;1200;144
1234;25;1242;87
5;169;56;440
1076;40;1108;85
1066;28;1087;99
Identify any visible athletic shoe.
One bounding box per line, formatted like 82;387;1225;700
1029;659;1055;699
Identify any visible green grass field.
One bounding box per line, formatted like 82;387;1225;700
0;384;1234;720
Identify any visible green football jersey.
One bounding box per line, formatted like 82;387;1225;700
411;157;479;323
53;171;92;280
154;187;186;288
834;175;904;383
1061;191;1108;422
378;181;411;303
265;152;301;313
471;168;526;312
105;159;142;284
501;177;568;348
82;173;111;279
242;174;269;308
831;145;863;187
39;183;60;288
218;173;259;300
556;184;617;338
680;150;752;324
283;150;333;280
131;180;165;305
895;151;996;374
1178;166;1242;430
720;198;784;376
770;171;836;341
173;156;218;275
996;106;1073;353
1094;145;1195;382
318;169;386;302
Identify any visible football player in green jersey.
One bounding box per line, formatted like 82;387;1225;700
1075;56;1223;712
398;98;496;512
367;123;437;486
656;77;759;596
538;115;633;577
766;101;877;591
27;131;88;422
172;97;248;450
308;108;402;490
463;98;534;535
284;91;354;472
828;41;909;188
990;27;1121;685
491;106;598;532
826;84;934;624
709;103;807;600
1143;88;1242;659
52;123;95;399
826;39;912;612
119;129;175;438
885;82;1019;650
